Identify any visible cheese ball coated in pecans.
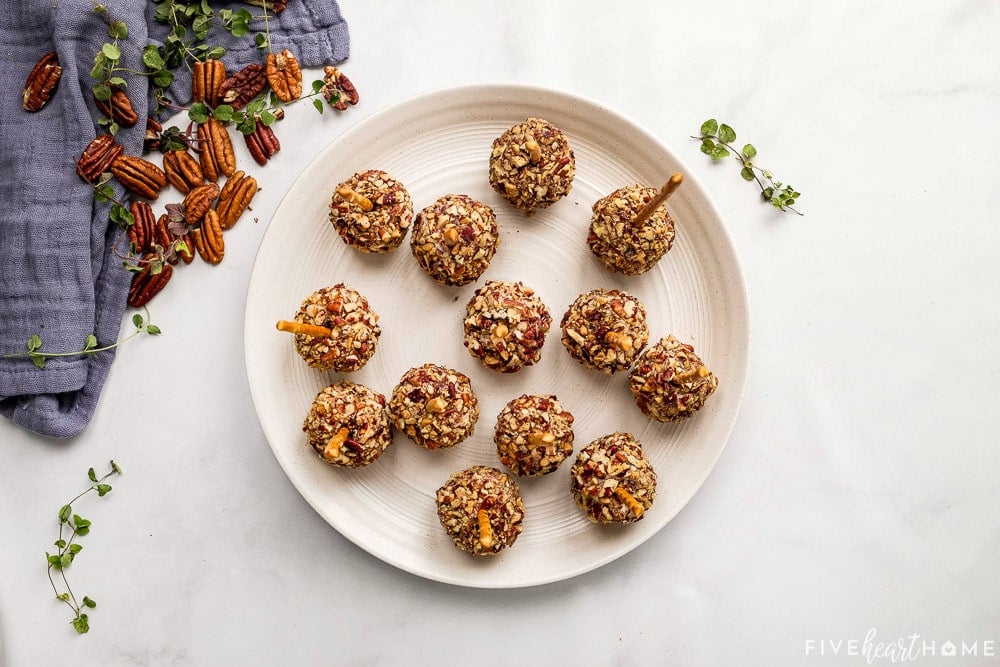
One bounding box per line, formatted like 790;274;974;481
588;183;676;275
288;283;380;372
629;335;719;422
570;432;656;524
410;194;499;286
560;288;649;374
489;117;575;213
330;169;413;253
463;280;552;373
389;363;480;450
494;394;575;477
435;465;525;556
303;381;392;468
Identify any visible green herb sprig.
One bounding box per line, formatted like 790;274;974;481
694;119;802;215
4;310;161;369
46;461;123;634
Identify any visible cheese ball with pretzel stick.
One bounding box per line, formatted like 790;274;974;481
330;169;413;253
435;466;525;556
570;432;656;524
629;335;719;422
303;381;392;468
275;283;381;372
588;181;677;276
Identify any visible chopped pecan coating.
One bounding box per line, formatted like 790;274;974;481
560;288;648;374
410;194;498;286
489;117;575;213
303;381;391;468
494;394;574;477
330;170;412;253
588;183;676;275
435;466;524;555
463;280;551;373
287;283;380;372
629;335;718;422
390;363;479;450
570;432;656;524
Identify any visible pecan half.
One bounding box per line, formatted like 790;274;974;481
183;183;220;224
216;170;258;229
128;260;173;308
244;0;287;13
76;134;124;183
191;59;226;107
197;117;236;182
219;63;267;110
95;87;139;128
23;51;62;112
190;209;224;264
244;123;280;165
143;117;163;154
321;66;359;111
111;155;167;200
266;49;302;103
154;214;194;265
128;201;156;255
163;149;204;194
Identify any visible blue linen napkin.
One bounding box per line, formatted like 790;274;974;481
0;1;349;438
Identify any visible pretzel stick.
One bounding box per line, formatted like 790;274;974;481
477;509;495;549
614;486;645;518
275;319;333;338
631;172;683;228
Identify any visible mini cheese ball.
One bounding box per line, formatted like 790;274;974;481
494;394;575;477
629;335;719;422
489;117;575;213
390;363;480;450
410;194;499;286
277;283;380;372
303;381;392;468
330;169;413;253
463;280;552;373
570;432;656;524
560;288;649;374
588;183;677;275
435;465;525;556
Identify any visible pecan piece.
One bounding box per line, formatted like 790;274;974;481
143;117;163;154
183;183;220;224
128;260;173;308
244;0;287;13
76;134;124;183
95;87;138;128
219;63;267;110
216;170;258;229
163;149;204;194
23;51;62;112
244;123;280;165
321;66;359;111
197;117;236;182
190;209;225;264
111;155;167;200
266;49;302;103
128;201;156;255
191;59;226;107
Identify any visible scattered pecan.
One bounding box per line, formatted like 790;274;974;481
111;155;167;200
163;149;205;194
244;0;287;14
128;201;156;255
76;134;124;183
191;59;226;107
321;66;359;111
143;117;163;154
23;51;62;112
216;170;258;229
154;214;194;265
183;182;220;224
197;117;236;182
244;123;280;165
190;209;225;264
219;63;267;110
266;49;302;103
128;260;173;308
95;87;139;128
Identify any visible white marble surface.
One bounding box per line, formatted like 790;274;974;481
2;1;999;664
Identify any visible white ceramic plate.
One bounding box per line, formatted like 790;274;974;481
244;83;749;588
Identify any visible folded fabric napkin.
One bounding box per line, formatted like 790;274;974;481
0;0;349;438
